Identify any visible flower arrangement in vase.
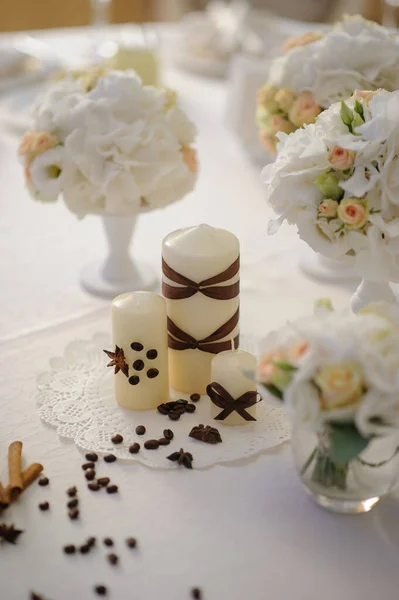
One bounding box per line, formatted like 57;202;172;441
263;87;399;310
256;15;399;155
18;68;198;297
258;301;399;513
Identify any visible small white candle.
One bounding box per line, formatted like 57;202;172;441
109;292;169;410
209;350;259;425
162;224;240;394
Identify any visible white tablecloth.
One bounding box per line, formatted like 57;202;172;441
1;25;398;600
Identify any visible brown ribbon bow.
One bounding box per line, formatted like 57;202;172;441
207;382;262;422
168;309;239;354
162;256;240;300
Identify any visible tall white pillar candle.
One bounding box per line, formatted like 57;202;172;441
108;292;169;410
208;350;260;425
162;224;240;394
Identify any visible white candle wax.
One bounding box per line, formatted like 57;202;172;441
210;350;257;425
111;292;169;410
162;224;240;394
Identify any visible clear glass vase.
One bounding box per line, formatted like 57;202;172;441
292;424;399;514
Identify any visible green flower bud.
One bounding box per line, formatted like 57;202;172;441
340;101;354;130
271;370;293;392
314;172;344;201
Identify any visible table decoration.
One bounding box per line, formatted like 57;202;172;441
263;88;399;311
18;68;198;298
258;302;399;513
36;333;290;469
256;15;399;155
105;291;169;411
162;224;240;395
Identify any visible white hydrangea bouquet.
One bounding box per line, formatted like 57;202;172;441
258;301;399;511
256;15;399;154
18;68;198;217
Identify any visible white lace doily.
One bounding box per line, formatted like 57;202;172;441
36;333;291;469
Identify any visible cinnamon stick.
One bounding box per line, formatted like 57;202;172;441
0;463;43;511
8;441;23;496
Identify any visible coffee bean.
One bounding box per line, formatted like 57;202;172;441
106;485;119;494
191;588;202;599
175;399;188;405
129;375;140;386
126;537;137;548
94;584;108;596
38;477;49;487
107;553;119;565
97;477;110;487
146;349;158;360
185;403;196;413
39;502;50;511
67;498;78;509
85;452;98;462
144;439;159;450
88;482;100;492
168;412;180;421
104;454;117;463
87;537;96;548
31;594;44;600
158;438;170;446
80;544;90;554
63;544;76;555
135;425;146;435
147;368;159;379
163;429;174;440
103;537;114;547
82;462;95;470
67;486;77;497
130;342;144;351
157;404;169;415
111;434;123;444
68;508;79;520
173;405;186;414
133;359;144;371
85;469;96;481
190;394;201;402
129;443;140;454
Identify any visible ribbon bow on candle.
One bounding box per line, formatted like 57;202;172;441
168;309;239;354
162;256;239;300
206;382;262;421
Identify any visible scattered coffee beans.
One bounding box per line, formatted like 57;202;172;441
106;485;118;494
85;452;98;462
39;502;50;511
97;477;110;487
63;544;76;555
104;454;117;463
80;544;90;554
111;434;123;444
158;438;170;446
67;498;78;509
82;462;95;470
191;588;202;599
133;359;144;371
94;584;108;596
129;443;140;454
88;482;100;492
130;342;143;351
163;429;174;440
190;394;201;402
38;477;49;487
68;508;79;520
87;537;96;548
103;537;114;547
185;403;196;413
144;439;159;450
135;425;146;435
85;469;96;481
146;349;158;360
67;486;77;497
107;553;119;566
126;537;137;548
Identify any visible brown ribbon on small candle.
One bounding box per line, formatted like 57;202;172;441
167;309;239;354
162;256;240;300
206;382;262;422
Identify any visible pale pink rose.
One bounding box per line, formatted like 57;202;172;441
314;361;364;411
24;164;32;182
181;146;198;173
18;132;35;158
288;341;309;362
32;133;59;155
259;131;277;154
256;84;279;112
353;90;378;104
258;351;285;384
283;32;324;53
270;114;295;135
318;199;338;218
275;88;296;113
328;146;356;170
337;198;369;230
288;92;322;127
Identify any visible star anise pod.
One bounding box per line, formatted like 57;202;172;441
103;346;129;378
189;424;222;444
166;448;193;469
0;523;24;544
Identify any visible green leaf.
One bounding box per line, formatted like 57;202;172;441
340;101;354;131
272;360;297;372
328;423;369;467
263;383;283;400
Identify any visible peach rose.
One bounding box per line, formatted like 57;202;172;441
259;131;277;154
318;199;339;218
181;146;198;173
270;114;295;135
315;361;364;411
24;164;32;182
288;341;309;362
353;90;378;104
275;88;296;113
18;132;35;157
32;133;59;156
328;146;356;171
288;92;322;127
256;84;279;112
337;198;369;230
283;32;324;53
258;351;286;384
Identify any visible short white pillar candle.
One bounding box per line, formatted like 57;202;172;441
109;291;169;410
162;224;240;394
208;349;259;425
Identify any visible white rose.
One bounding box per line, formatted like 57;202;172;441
29;146;67;202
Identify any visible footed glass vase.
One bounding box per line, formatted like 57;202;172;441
292;424;399;514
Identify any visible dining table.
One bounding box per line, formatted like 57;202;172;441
0;22;398;600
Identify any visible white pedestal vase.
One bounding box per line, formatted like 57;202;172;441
300;252;359;284
351;279;397;313
80;214;157;299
